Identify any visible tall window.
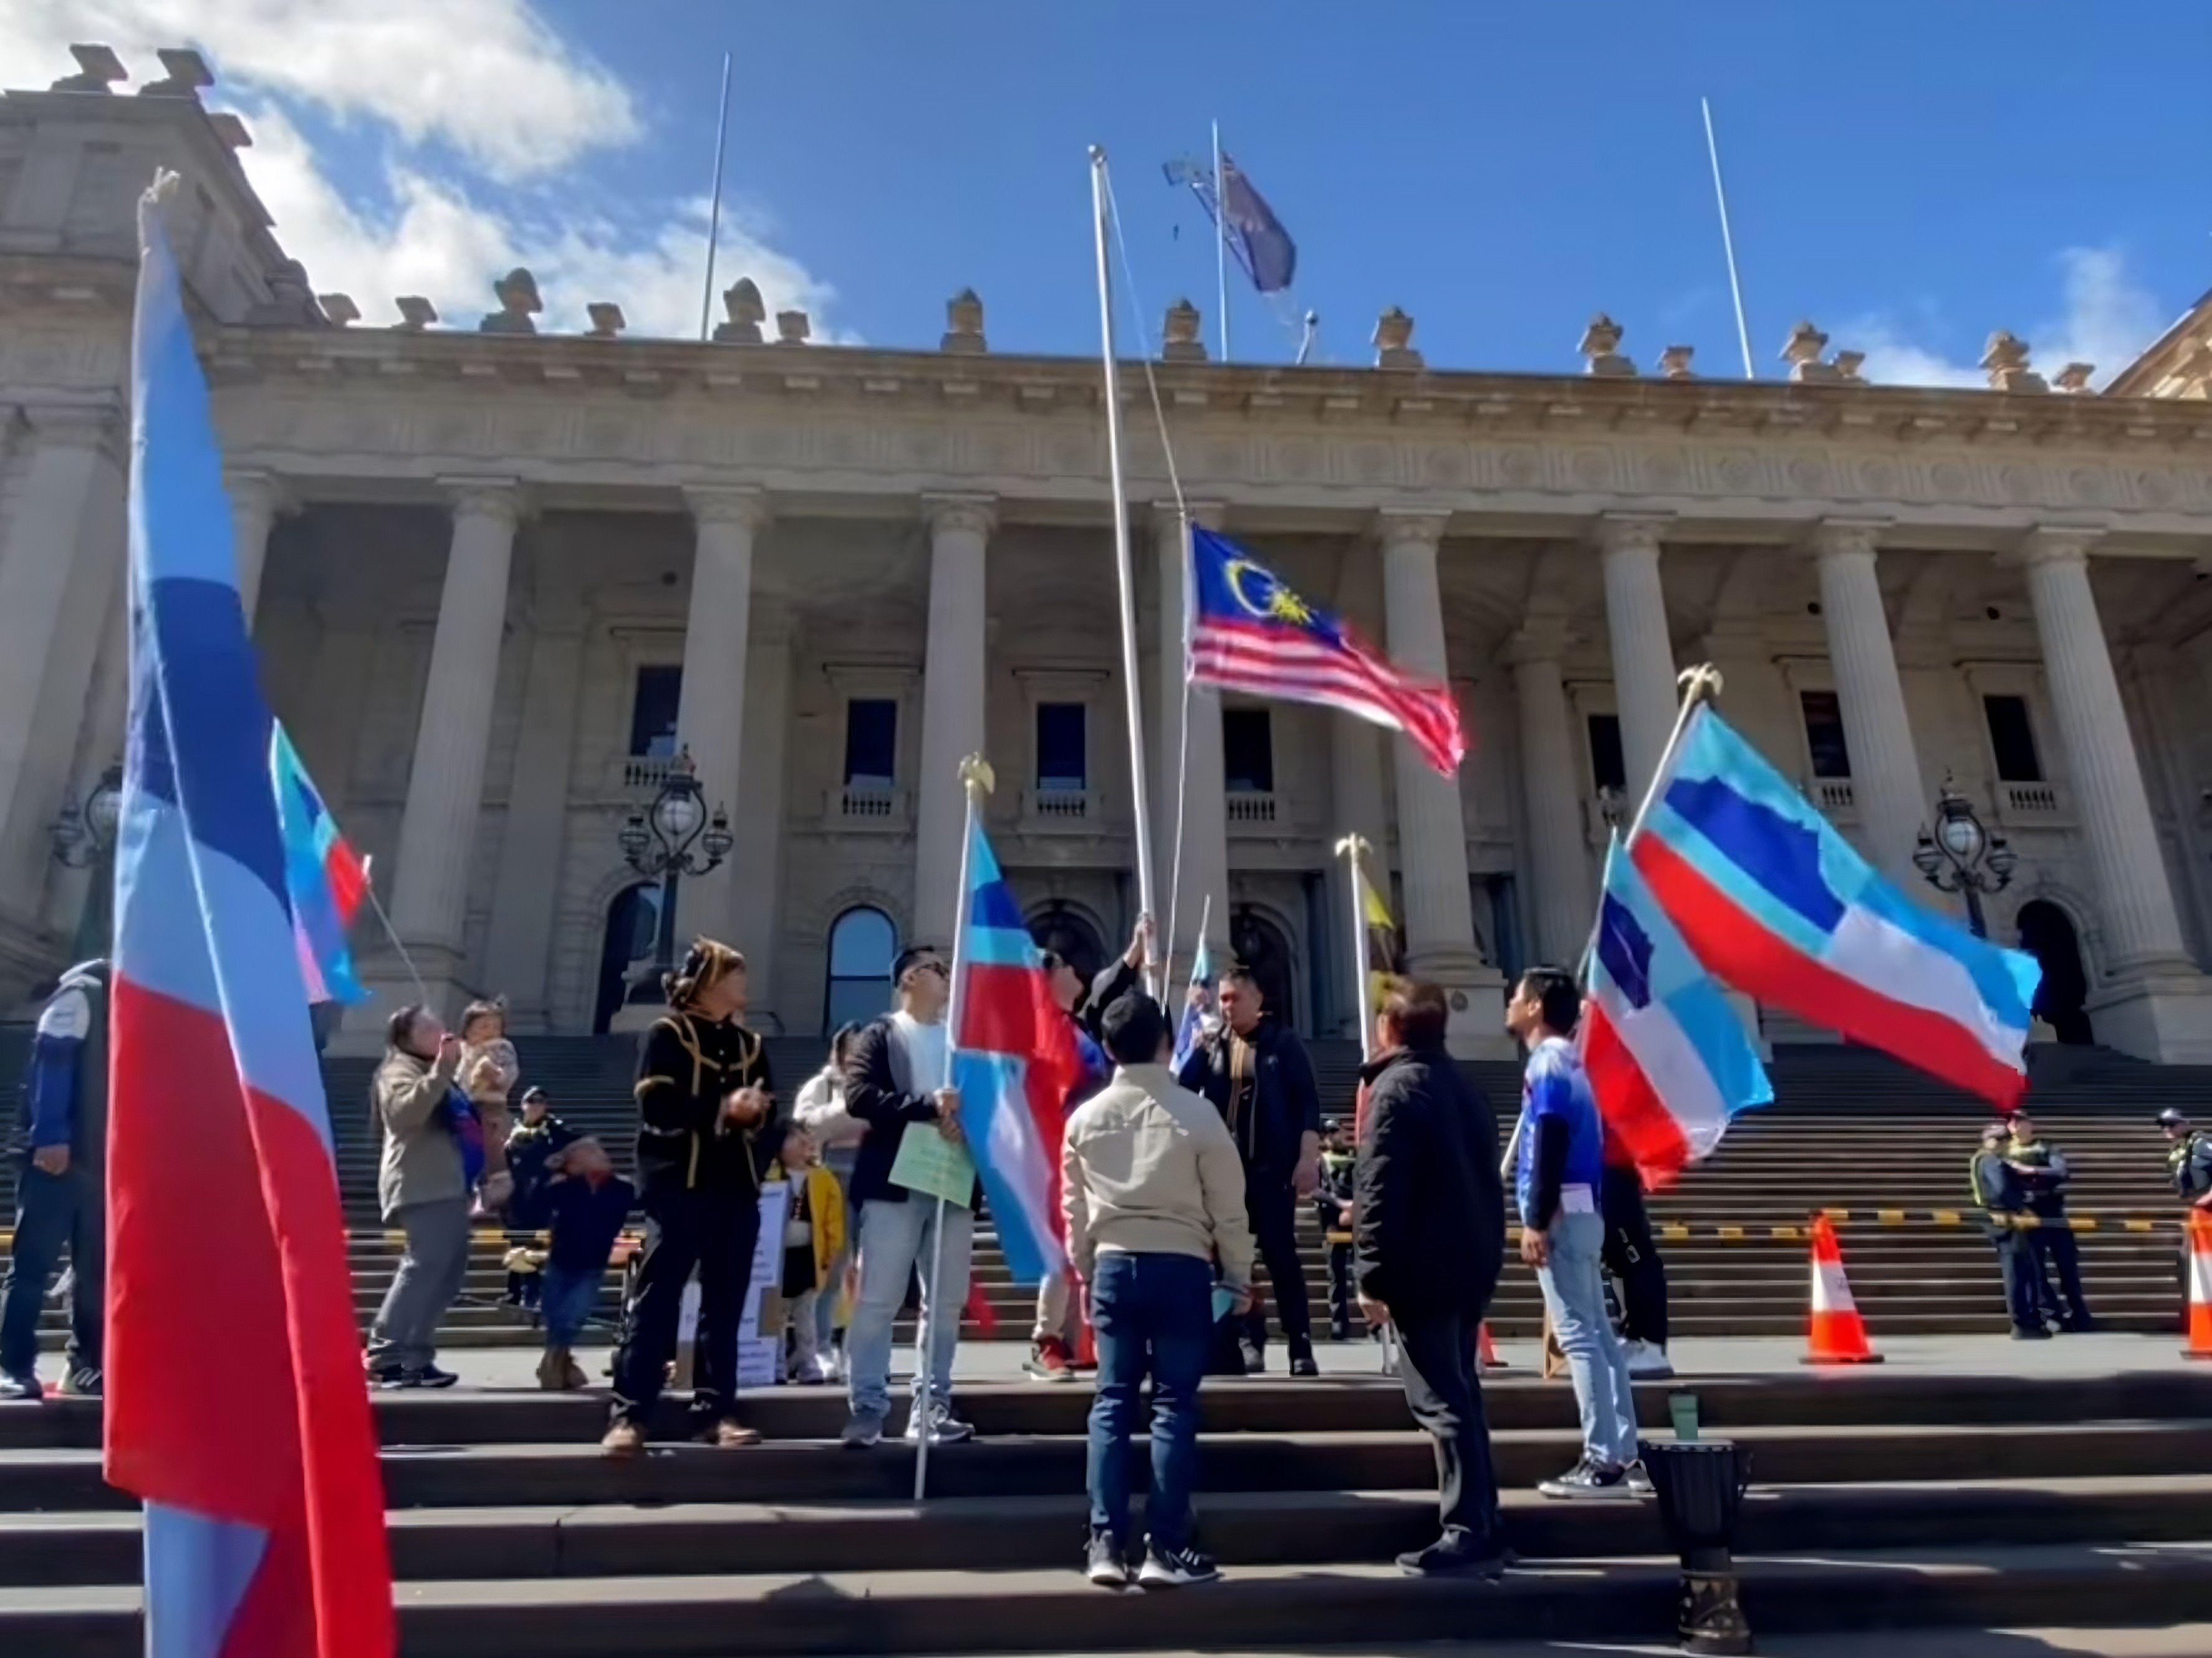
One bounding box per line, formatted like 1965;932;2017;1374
1983;694;2044;783
1586;713;1627;794
1036;702;1087;792
825;906;897;1030
1799;691;1852;780
1222;707;1274;793
843;699;898;788
628;665;682;758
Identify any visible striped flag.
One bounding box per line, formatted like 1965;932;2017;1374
271;724;370;1004
107;176;393;1658
1172;933;1214;1073
1186;525;1465;775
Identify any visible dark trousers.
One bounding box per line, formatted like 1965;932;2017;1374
610;1185;761;1427
1244;1179;1312;1353
1988;1225;2040;1332
1327;1242;1354;1336
0;1165;102;1378
1393;1308;1504;1548
1087;1252;1213;1554
1601;1167;1668;1349
2028;1222;2091;1327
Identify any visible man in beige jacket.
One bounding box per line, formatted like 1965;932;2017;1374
1063;991;1253;1592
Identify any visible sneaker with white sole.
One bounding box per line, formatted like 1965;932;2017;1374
1537;1456;1635;1500
840;1410;885;1449
1623;1339;1675;1378
1138;1541;1220;1588
1625;1459;1655;1498
902;1401;974;1445
1085;1533;1132;1589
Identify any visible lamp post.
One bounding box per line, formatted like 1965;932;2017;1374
1911;776;2016;938
50;762;123;959
617;747;733;994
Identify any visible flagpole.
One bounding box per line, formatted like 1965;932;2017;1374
1163;512;1196;989
1211;120;1231;363
1334;835;1375;1064
698;52;734;343
913;753;991;1503
1090;146;1160;997
1701;97;1755;381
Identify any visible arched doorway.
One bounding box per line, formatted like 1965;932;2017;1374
825;906;898;1032
1231;904;1297;1033
1028;902;1107;990
2017;899;2093;1045
594;882;663;1033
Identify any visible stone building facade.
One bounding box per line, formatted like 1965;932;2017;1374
9;64;2212;1059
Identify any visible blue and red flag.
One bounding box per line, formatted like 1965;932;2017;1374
1163;151;1297;293
951;819;1084;1287
1172;933;1214;1074
1632;705;2042;1107
271;724;370;1005
107;176;393;1658
1186;525;1466;776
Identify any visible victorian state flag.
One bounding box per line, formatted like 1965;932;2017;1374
108;176;392;1658
1186;525;1465;775
953;818;1085;1285
1584;833;1772;1184
1634;705;2042;1107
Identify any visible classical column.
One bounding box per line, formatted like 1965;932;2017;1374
1509;628;1594;964
1812;520;1927;884
729;596;794;1023
1598;513;1679;802
673;486;768;944
380;480;521;1013
1152;502;1230;964
1377;511;1489;1004
913;496;993;947
226;466;290;621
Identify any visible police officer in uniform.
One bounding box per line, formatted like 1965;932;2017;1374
602;940;779;1456
2162;1109;2212;1213
2008;1112;2093;1333
1971;1122;2044;1339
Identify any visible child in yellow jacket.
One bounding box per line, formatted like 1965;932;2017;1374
772;1126;848;1384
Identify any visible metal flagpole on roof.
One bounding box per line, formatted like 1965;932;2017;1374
1701;97;1755;381
1211;120;1231;363
698;52;734;342
1089;146;1160;998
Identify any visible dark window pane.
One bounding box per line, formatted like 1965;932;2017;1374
1222;707;1274;793
1587;714;1627;793
1984;694;2043;783
1800;691;1853;780
844;699;897;786
1036;702;1086;790
629;664;682;758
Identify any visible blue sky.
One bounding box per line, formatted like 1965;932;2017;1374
16;1;2210;383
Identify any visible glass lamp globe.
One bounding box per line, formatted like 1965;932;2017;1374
1938;810;1983;865
651;784;704;849
84;766;123;852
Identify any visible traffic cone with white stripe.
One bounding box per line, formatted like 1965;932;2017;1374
2184;1212;2212;1361
1802;1214;1883;1366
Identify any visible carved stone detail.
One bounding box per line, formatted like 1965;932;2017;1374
1983;331;2047;393
1163;299;1206;362
480;269;542;335
716;279;766;343
1579;314;1633;376
1373;308;1421;370
943;289;987;354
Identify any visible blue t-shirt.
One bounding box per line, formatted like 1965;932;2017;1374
1514;1035;1605;1227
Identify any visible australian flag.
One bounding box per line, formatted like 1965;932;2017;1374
1164;152;1297;293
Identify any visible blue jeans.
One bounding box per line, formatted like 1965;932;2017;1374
845;1196;974;1421
1087;1252;1213;1553
1534;1209;1641;1469
0;1164;101;1378
541;1263;602;1348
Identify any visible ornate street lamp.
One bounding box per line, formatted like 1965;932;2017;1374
617;747;733;990
49;762;124;958
1912;775;2016;938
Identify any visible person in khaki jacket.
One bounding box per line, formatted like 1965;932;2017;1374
365;1004;474;1388
1063;991;1253;1593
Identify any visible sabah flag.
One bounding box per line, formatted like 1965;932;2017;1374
107;174;392;1658
1584;833;1772;1184
952;819;1085;1286
1633;705;2042;1108
271;723;370;1005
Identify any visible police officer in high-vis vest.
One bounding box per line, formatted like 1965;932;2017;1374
1970;1122;2044;1340
2008;1112;2093;1332
2162;1109;2212;1214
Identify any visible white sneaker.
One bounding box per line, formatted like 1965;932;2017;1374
1624;1339;1675;1378
902;1401;975;1445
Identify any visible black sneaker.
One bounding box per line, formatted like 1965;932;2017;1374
1239;1340;1265;1374
365;1364;408;1391
1538;1457;1634;1500
1138;1541;1220;1588
1396;1528;1508;1579
1085;1533;1132;1589
0;1373;41;1404
2011;1325;2053;1341
1287;1350;1320;1379
402;1364;460;1390
1625;1459;1655;1499
60;1366;102;1399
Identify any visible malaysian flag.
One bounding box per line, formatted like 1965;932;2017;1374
1185;525;1466;775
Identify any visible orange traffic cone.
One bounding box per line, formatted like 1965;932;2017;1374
2184;1212;2212;1361
1477;1320;1508;1370
1802;1214;1883;1366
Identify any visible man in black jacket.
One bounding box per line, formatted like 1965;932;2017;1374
602;940;777;1456
1177;967;1324;1374
1971;1121;2044;1339
1355;979;1508;1577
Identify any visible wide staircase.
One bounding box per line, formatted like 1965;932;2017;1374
9;1033;2206;1349
4;1369;2211;1652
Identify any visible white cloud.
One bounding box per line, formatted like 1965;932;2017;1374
1844;246;2166;390
1;2;842;340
